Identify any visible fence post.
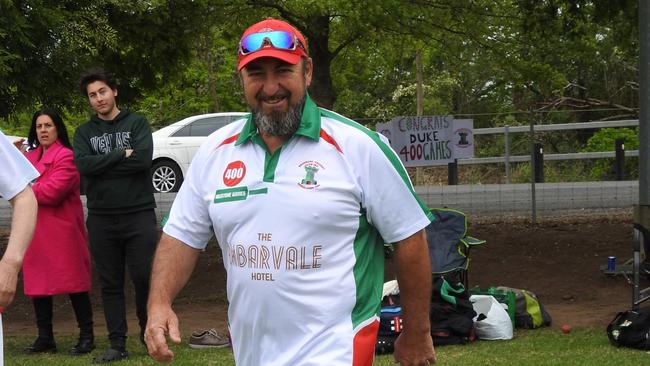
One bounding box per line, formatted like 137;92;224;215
529;118;537;225
448;159;458;185
533;143;544;183
615;138;625;181
505;125;511;183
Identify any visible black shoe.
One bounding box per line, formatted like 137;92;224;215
69;337;95;355
92;348;129;364
24;337;57;353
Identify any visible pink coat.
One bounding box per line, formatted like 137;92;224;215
22;140;91;296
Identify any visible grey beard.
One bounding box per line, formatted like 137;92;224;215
253;98;304;136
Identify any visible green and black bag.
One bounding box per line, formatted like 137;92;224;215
430;275;477;346
497;286;552;329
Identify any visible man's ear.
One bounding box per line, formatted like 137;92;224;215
304;57;313;87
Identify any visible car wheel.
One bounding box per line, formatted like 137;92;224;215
151;160;183;193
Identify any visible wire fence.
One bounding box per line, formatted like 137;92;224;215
416;181;637;221
401;118;641;221
0;120;641;227
0;182;639;229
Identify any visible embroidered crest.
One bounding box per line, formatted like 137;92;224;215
298;161;324;189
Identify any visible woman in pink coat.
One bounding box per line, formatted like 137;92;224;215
18;109;94;355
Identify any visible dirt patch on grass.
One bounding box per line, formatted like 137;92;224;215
1;212;644;340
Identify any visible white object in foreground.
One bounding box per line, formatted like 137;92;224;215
470;294;513;340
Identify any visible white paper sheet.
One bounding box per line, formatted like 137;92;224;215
0;312;4;366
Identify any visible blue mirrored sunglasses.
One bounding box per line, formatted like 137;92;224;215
239;30;305;55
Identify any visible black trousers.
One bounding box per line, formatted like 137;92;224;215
86;209;158;350
33;292;93;339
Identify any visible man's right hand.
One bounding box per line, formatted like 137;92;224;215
145;306;182;363
13;138;26;152
146;233;201;362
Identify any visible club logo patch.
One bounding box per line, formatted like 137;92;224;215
223;161;246;187
298;161;324;189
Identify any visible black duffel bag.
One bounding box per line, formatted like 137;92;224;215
607;307;650;350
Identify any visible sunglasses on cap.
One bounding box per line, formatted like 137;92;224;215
238;30;306;55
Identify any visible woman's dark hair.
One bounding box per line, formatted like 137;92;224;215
28;109;71;149
78;67;118;96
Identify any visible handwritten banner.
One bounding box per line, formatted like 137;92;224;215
376;116;474;167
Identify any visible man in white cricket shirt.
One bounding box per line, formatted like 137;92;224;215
0;129;39;365
145;18;437;366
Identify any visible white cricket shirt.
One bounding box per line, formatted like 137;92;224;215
0;130;39;200
165;96;432;366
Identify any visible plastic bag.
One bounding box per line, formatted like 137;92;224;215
470;295;513;340
382;280;400;299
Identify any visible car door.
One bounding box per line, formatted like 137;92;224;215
162;122;193;173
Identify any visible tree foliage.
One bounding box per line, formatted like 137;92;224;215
0;0;214;119
0;0;641;137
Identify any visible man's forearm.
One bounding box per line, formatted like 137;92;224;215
148;233;201;310
73;149;126;176
112;118;153;174
3;186;37;268
393;229;432;333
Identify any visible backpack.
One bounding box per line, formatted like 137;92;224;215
497;286;552;329
607;308;650;350
375;274;477;354
375;294;403;355
430;275;477;346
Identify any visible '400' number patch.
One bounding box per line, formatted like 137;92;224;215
223;161;246;187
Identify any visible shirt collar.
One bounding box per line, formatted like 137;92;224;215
235;93;321;146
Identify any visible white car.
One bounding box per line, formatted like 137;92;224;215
151;112;248;193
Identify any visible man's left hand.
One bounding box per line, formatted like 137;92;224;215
0;260;19;309
393;329;436;366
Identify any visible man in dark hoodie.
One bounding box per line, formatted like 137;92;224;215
73;67;157;364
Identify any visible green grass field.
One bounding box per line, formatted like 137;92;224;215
4;327;649;365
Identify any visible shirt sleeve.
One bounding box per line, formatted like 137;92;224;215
356;131;432;243
0;130;40;200
73;125;125;176
162;141;214;249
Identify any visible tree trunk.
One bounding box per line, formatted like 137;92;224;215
201;34;220;112
416;48;423;116
304;15;335;109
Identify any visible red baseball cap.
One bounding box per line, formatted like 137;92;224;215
237;18;309;71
